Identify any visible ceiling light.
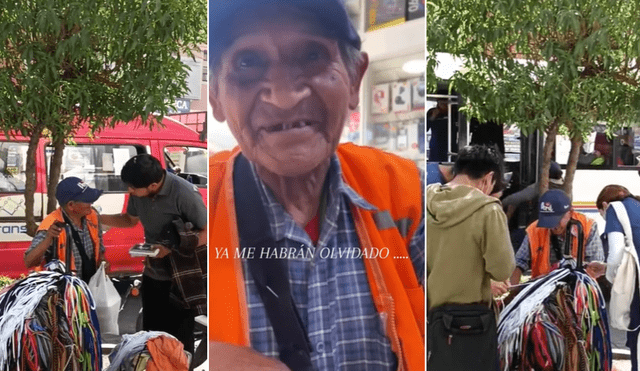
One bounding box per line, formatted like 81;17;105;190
402;59;426;74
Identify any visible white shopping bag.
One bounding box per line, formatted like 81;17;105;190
88;261;121;335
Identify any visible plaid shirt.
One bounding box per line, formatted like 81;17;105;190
243;156;424;371
515;220;604;271
27;214;104;279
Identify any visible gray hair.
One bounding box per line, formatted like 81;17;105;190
339;42;363;84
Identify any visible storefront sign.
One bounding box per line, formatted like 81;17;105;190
367;0;405;31
406;0;425;21
168;98;191;114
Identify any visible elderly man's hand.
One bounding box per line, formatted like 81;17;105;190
490;280;510;297
209;342;290;371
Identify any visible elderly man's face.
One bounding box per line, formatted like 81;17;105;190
550;211;572;236
210;12;366;176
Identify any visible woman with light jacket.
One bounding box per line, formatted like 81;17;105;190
591;184;640;371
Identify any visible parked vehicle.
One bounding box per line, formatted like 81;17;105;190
0;116;207;278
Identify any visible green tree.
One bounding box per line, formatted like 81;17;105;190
427;0;640;195
0;0;206;235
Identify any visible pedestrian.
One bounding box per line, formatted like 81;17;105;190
427;98;458;162
24;177;106;282
502;161;565;222
589;184;640;370
510;189;605;284
426;162;454;185
427;144;515;370
101;154;207;357
208;1;424;370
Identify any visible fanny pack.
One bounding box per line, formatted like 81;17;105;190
428;303;498;371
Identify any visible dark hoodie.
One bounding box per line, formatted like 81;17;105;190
427;184;515;309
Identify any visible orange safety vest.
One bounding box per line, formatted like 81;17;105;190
35;208;101;272
209;143;425;371
527;211;594;278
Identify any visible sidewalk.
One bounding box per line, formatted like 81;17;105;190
614;359;631;371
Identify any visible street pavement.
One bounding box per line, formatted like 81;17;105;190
614;359;631;371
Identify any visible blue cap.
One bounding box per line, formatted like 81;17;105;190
56;177;103;206
549;161;563;180
538;189;571;228
209;0;361;68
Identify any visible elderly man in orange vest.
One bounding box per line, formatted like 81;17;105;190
24;177;105;282
208;1;424;370
510;189;605;284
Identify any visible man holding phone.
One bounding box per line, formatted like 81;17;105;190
24;177;106;282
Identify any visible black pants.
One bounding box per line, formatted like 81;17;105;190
428;304;499;371
141;275;195;355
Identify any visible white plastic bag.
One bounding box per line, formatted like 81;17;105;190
88;261;121;335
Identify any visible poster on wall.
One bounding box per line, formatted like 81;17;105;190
392;81;411;113
406;0;425;21
367;0;406;31
372;83;390;114
411;76;425;109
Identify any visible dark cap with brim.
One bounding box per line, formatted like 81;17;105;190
549;161;563;180
537;189;571;228
209;0;361;68
56;177;103;206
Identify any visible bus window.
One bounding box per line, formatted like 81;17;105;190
556;125;614;169
616;128;639;167
0;143;28;193
46;144;138;192
504;124;521;163
164;146;207;187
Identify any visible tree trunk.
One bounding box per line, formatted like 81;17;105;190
24;124;45;237
539;121;559;196
563;134;583;200
46;136;65;214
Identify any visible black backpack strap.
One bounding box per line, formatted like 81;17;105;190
61;212;96;279
233;154;313;371
564;219;584;271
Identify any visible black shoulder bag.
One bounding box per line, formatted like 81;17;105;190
233;154;313;371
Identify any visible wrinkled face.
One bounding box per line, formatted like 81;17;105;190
67;201;93;217
210;12;366;176
550;211;572;235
